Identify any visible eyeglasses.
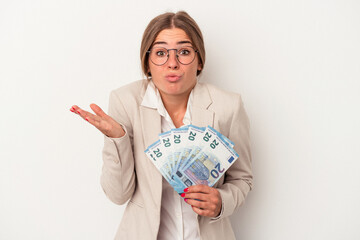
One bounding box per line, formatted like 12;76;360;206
147;46;198;66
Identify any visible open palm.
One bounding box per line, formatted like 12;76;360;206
70;104;125;138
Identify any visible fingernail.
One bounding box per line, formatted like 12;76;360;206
184;198;188;202
181;193;185;197
77;110;80;114
184;188;189;192
85;117;89;122
70;108;74;112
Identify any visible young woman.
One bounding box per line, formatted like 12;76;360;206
71;11;252;240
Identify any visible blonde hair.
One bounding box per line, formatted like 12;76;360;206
140;11;205;78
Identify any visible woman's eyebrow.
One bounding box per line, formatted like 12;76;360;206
152;40;192;46
177;40;192;45
152;41;167;46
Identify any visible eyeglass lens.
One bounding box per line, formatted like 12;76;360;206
149;47;196;65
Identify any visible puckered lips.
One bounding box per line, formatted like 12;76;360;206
165;74;182;82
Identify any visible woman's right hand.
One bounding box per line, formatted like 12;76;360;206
70;104;125;138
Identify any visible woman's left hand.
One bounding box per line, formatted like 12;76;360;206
181;185;222;218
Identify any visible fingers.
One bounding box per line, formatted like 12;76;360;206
70;105;80;114
184;184;212;194
70;105;102;124
181;185;222;218
70;105;87;118
70;104;125;138
191;206;208;216
185;196;221;217
90;103;108;118
185;198;207;209
183;191;220;207
190;204;217;217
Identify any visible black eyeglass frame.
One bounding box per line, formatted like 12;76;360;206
146;46;199;66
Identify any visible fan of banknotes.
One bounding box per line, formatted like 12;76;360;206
145;125;239;194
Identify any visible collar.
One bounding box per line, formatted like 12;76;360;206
141;80;193;125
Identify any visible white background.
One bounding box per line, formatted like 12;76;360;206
1;0;359;239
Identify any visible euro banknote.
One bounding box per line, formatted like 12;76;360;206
145;125;239;194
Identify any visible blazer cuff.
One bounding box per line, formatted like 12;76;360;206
103;123;130;165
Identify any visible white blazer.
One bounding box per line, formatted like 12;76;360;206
101;79;253;240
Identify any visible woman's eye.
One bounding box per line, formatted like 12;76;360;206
179;49;190;55
156;51;166;57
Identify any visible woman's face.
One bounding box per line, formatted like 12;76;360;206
148;28;202;98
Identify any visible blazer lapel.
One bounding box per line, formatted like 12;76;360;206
140;106;162;151
138;80;162;157
139;104;163;207
191;82;215;128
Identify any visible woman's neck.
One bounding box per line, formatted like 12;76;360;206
160;91;190;128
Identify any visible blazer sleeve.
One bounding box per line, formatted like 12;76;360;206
211;94;253;222
100;90;136;205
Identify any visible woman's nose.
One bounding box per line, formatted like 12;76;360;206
167;50;179;69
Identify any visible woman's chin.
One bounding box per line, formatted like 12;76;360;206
161;87;187;97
